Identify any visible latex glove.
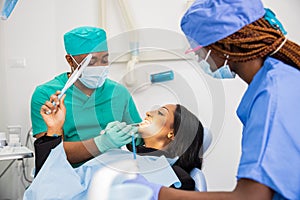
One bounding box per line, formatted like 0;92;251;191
135;137;144;146
124;174;162;200
94;121;138;153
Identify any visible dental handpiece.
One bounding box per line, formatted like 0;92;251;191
99;121;145;135
130;123;141;127
131;119;151;127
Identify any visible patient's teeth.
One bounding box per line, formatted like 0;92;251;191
139;120;150;128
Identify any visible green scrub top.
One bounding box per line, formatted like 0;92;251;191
31;72;142;142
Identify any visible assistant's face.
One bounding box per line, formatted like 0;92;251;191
138;104;176;139
195;47;225;72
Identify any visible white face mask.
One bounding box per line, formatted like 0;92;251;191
198;50;236;79
79;66;109;89
70;55;109;89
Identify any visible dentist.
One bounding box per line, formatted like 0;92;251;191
30;26;141;171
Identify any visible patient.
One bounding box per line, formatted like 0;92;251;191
126;104;204;190
34;94;204;191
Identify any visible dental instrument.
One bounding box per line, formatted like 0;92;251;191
130;120;152;159
99;122;140;135
45;54;92;114
130;122;142;127
99;122;142;136
58;54;92;100
131;133;136;159
131;119;151;128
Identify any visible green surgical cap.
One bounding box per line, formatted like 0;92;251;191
64;26;108;56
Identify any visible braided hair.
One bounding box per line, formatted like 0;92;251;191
209;17;300;69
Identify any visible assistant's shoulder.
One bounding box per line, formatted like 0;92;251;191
262;58;300;95
264;57;300;79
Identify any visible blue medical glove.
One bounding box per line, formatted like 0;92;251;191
124;174;162;200
94;121;138;153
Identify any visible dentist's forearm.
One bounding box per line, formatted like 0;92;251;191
63;139;100;164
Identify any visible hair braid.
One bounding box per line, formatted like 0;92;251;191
209;18;300;69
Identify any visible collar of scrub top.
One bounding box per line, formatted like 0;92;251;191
57;54;92;100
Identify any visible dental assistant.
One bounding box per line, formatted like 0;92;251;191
130;0;300;199
30;26;141;168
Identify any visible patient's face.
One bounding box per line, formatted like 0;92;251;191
138;104;176;140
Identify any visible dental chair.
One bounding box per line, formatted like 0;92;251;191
190;128;212;192
88;128;213;199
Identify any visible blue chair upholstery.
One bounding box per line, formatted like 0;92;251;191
190;168;207;191
190;127;212;191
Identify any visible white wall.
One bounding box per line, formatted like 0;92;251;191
0;0;100;199
0;0;299;198
0;1;6;131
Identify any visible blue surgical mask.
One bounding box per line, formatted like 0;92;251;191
198;50;235;79
79;66;109;89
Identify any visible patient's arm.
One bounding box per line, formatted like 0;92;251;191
34;135;62;176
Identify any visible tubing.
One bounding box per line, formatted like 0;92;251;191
118;0;140;86
99;0;106;30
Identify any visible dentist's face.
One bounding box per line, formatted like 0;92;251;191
138;104;176;140
66;51;109;71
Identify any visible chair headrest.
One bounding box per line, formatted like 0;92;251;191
203;128;212;153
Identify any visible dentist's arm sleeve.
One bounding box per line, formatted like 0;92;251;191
31;87;49;135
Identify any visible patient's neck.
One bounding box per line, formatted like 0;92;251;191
143;138;169;150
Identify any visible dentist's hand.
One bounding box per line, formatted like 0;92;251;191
40;91;66;136
94;121;138;153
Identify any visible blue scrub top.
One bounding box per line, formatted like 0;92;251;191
237;57;300;200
